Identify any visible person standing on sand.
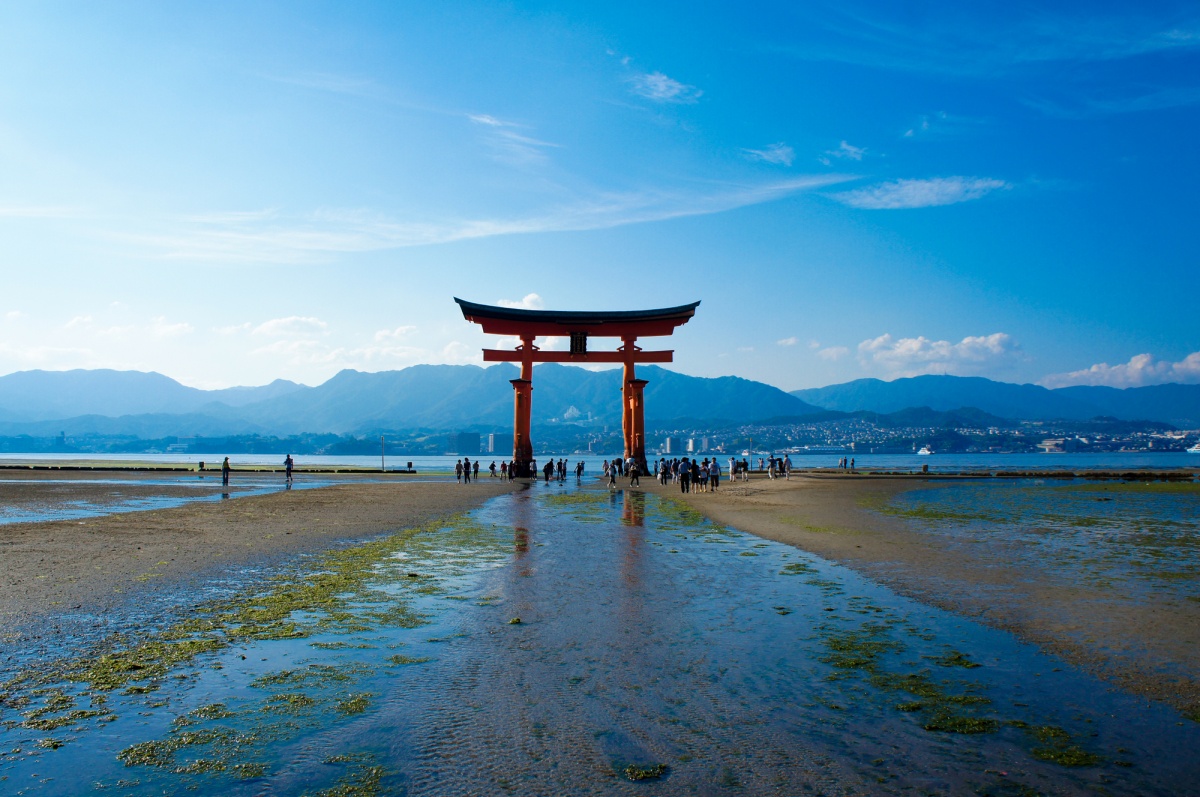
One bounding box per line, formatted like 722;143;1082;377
455;460;463;483
473;460;480;480
709;458;720;490
222;456;231;487
629;460;640;486
679;458;691;493
463;458;472;484
284;454;294;484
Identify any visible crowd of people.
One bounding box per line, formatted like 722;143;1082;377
455;457;586;483
449;452;832;487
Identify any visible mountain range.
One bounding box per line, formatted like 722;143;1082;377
0;367;1196;437
791;375;1200;428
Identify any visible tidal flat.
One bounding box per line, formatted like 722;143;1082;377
2;481;1198;795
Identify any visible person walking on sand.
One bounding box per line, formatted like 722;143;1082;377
455;460;463;483
629;459;640;487
679;458;691;493
284;454;294;484
710;458;720;490
222;456;231;487
608;460;618;489
473;460;480;480
463;458;473;483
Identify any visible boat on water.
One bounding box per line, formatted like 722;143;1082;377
916;445;934;456
1188;443;1200;454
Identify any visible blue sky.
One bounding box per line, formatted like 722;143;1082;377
1;1;1197;391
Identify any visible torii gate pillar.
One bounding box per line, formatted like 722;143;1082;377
456;298;699;478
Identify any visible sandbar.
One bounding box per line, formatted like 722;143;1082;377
633;473;1200;718
0;472;516;643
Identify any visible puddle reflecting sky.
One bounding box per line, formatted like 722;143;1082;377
2;485;1197;795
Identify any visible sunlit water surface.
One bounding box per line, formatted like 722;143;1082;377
2;485;1197;796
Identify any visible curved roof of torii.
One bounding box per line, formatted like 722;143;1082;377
455;297;700;337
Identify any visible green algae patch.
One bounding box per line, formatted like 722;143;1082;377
780;561;817;576
1025;725;1103;767
925;650;982;669
624;762;668;780
335;693;371;716
386;655;431;666
820;623;904;670
310;762;386;796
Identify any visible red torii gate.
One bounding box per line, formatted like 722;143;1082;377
456;298;700;477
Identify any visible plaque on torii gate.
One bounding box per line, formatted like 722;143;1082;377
455;298;700;478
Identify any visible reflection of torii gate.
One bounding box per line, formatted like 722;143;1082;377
456;298;700;478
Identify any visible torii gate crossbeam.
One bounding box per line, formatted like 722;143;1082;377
456;298;699;477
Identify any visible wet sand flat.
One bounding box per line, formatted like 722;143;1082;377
634;474;1200;717
0;473;517;634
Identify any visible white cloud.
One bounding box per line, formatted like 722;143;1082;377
817;346;849;361
253;316;329;337
737;346;755;353
373;325;417;342
858;332;1019;377
745;143;795;166
819;141;866;165
833;177;1009;209
629;71;702;104
150;316;194;337
4;310;25;323
497;293;545;311
65;315;93;329
776;336;799;346
1040;351;1200;388
439;341;479;364
214;322;252;335
0;341;93;366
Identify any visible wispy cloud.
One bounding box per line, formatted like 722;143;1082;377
1024;85;1200;118
497;293;544;311
776;7;1200;76
629;71;702;104
903;111;984;138
468;114;561;166
833;177;1009;209
373;325;417;342
858;332;1020;377
818;140;866;165
118;174;853;264
1040;351;1200;388
149;316;194;337
744;143;795;166
776;336;799;346
253;316;329;337
817;346;849;361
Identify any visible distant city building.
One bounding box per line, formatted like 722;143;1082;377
701;437;710;452
663;436;682;454
487;433;496;453
686;438;696;453
447;432;481;455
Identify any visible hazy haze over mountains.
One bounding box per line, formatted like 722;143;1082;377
0;367;1196;437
